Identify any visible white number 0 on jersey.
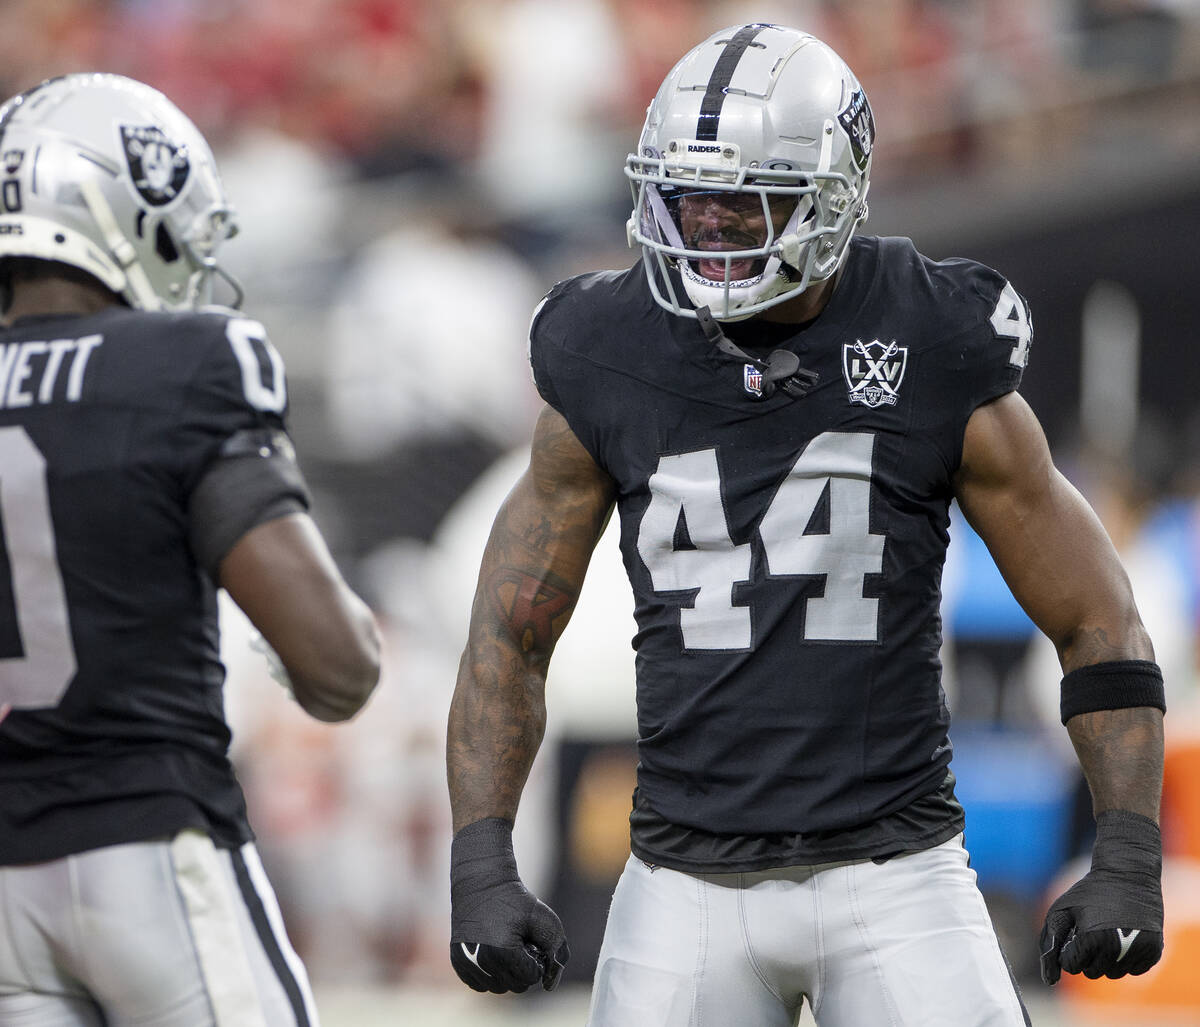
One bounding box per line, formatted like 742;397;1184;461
636;431;884;650
0;427;77;710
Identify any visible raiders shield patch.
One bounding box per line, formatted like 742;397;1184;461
842;340;907;408
837;89;875;173
120;125;190;206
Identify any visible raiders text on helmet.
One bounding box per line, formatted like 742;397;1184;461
625;24;874;321
0;73;240;311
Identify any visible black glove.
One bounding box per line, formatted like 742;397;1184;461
1039;809;1164;985
449;817;569;993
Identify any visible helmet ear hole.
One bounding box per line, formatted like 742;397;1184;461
155;222;180;264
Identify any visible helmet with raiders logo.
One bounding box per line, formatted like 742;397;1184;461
0;73;239;311
625;24;874;321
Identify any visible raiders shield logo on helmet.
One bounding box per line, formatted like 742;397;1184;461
837;89;874;173
120;125;190;207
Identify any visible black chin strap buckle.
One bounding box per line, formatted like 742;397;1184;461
695;306;820;400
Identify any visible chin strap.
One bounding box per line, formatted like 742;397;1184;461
79;179;161;311
695;306;819;400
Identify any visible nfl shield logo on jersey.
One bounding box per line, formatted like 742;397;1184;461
842;339;907;408
744;363;764;397
120;125;190;207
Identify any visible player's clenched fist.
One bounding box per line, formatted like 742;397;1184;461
1039;810;1164;985
449;818;570;993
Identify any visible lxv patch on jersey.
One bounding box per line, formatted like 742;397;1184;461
842;340;907;408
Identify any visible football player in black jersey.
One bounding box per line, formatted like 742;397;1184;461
446;23;1166;1027
0;75;381;1026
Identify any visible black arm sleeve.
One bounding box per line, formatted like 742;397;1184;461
187;428;312;580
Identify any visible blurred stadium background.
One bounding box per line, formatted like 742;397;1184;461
9;1;1200;1023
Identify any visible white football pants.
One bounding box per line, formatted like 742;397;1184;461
588;834;1029;1027
0;830;319;1026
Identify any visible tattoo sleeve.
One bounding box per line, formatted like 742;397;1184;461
1060;626;1153;674
1067;706;1164;822
446;407;617;833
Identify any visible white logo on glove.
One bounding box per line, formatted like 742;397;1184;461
460;942;493;976
1116;928;1140;962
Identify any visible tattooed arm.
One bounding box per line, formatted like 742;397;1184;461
444;405;617;993
953;392;1162;819
448;404;618;832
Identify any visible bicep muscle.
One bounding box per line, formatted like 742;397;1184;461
470;405;616;661
953;392;1151;670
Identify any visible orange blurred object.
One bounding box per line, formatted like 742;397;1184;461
1052;719;1200;1022
1162;725;1200;862
1055;863;1200;1021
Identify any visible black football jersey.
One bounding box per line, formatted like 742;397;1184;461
529;236;1032;867
0;306;296;864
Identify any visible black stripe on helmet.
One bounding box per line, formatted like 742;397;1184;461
695;24;770;141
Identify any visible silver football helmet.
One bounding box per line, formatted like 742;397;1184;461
625;24;874;321
0;73;239;311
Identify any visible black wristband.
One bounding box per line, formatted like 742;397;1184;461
1059;660;1165;724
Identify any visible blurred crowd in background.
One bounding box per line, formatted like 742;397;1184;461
8;0;1200;1020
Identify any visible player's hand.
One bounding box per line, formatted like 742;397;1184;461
1039;810;1164;985
449;818;570;994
